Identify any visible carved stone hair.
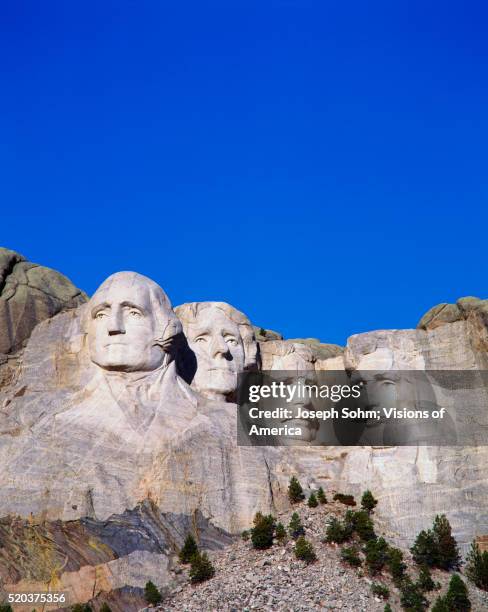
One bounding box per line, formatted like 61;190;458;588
260;340;316;370
81;271;182;351
174;301;259;370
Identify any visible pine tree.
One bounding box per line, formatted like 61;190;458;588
275;522;287;542
341;546;362;567
179;533;199;564
100;604;112;612
294;536;317;563
288;476;305;503
144;581;162;606
0;606;13;612
317;486;327;504
351;510;376;541
325;517;349;544
417;564;438;592
384;605;393;612
465;540;488;591
251;513;275;549
444;574;471;612
364;537;389;576
411;529;438;567
308;492;318;508
371;583;390;599
71;606;92;612
361;490;378;514
288;512;305;540
387;546;407;586
431;597;449;612
189;551;215;583
399;577;428;611
432;514;461;571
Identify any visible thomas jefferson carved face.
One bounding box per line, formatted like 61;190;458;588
185;310;244;398
87;272;180;372
175;302;257;401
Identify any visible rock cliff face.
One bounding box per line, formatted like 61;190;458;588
328;318;488;551
0;255;487;609
0;247;87;356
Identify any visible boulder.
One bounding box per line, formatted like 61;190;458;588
0;247;87;355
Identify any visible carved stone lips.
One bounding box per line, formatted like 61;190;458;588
280;418;319;431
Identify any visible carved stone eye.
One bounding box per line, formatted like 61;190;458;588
129;310;142;318
95;311;107;320
225;337;238;346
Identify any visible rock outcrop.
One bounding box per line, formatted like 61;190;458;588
0;247;87;355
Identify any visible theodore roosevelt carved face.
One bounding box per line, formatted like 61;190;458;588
260;341;320;444
175;302;258;400
85;272;181;372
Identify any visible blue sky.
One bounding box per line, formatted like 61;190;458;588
1;1;487;345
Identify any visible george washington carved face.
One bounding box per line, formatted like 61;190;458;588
86;272;181;373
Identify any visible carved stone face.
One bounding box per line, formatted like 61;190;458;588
260;341;320;444
87;274;166;372
184;309;245;399
275;351;320;444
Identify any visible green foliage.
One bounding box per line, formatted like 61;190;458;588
288;512;305;540
387;546;407;585
144;581;162;606
99;604;112;612
361;489;378;514
371;582;390;599
411;529;438;567
416;564;438;592
288;476;305;503
179;533;199;564
275;522;287;542
308;492;318;508
384;605;393;612
444;574;471;611
294;536;317;563
333;493;356;506
349;509;376;541
251;513;276;549
71;606;92;612
0;606;13;612
364;537;389;575
465;540;488;591
433;515;461;571
241;529;250;541
325;517;351;544
431;597;449;612
399;577;428;611
341;546;362;567
411;515;461;571
317;486;327;504
189;551;216;584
